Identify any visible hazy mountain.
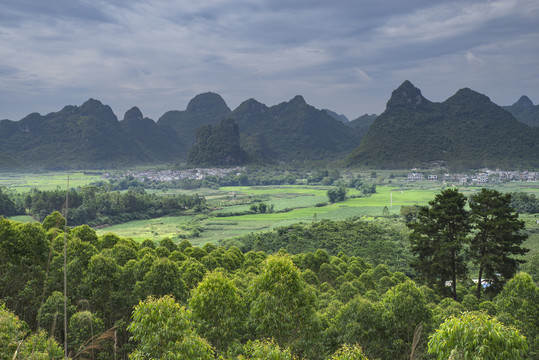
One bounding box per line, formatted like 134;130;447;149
187;118;249;166
120;107;187;162
323;109;349;123
503;96;539;127
157;92;231;148
0;99;149;169
345;81;539;169
346;114;377;129
231;95;362;162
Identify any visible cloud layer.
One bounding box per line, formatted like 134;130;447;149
1;0;538;121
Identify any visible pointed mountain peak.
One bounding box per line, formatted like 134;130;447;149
290;95;306;104
514;95;533;107
386;81;427;109
123;107;144;122
186;92;230;113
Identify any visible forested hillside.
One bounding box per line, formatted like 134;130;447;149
346;81;539;169
0;99;183;169
157;92;232;149
187;118;249;166
503;95;539;127
1;186;537;359
231;96;362;162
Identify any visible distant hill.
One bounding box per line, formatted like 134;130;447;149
345;81;539;169
0;99;152;169
322;109;349;123
346;114;377;129
231;96;362;162
0;154;21;170
157;92;231;148
187;118;249;166
503;96;539;127
120;107;186;162
0;100;186;169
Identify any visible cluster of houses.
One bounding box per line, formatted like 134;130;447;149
116;167;245;182
407;169;538;184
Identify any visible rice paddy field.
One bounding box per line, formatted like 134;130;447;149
2;171;537;252
0;171;103;192
96;183;539;250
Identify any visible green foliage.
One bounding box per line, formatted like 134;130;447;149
127;295;214;360
158;92;232;150
496;272;539;356
240;339;296;360
22;185;207;225
225;218;413;275
328;344;369;360
0;303;64;360
469;189;528;298
346;81;539;169
510;192;539;214
68;310;104;356
408;188;470;299
503;95;539;127
427;312;528;359
187;118;249;166
327;186;347;203
189;270;244;352
232;96;361;162
0;99;182;169
248;255;320;356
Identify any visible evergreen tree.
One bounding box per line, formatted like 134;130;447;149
469;189;528;299
408;188;470;299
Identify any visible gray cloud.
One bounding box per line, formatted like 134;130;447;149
0;0;537;121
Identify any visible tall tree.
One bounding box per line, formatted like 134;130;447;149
408;188;470;299
427;312;528;359
469;189;528;299
127;295;213;360
248;254;320;357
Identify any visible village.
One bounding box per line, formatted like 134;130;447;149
116;167;246;182
407;169;538;184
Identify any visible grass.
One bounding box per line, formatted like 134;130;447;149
0;172;103;192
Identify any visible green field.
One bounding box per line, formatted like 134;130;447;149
2;172;537;253
0;172;103;192
94;185;500;243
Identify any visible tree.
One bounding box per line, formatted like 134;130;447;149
68;310;105;358
327;186;347;203
328;344;369;360
382;280;433;359
408;188;470;299
189;270;244;352
427;312;528;359
127;295;213;360
241;339;295;360
139;258;187;302
248;255;320;356
0;303;64;360
469;189;528;299
496;272;539;357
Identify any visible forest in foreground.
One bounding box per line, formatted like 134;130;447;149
1;186;538;359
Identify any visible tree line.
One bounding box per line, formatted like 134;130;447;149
0;185;207;226
0;205;537;359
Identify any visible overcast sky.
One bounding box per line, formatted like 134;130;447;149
1;0;538;121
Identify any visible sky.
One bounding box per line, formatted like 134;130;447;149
1;0;538;122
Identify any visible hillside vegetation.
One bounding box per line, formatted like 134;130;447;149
346;81;539;169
